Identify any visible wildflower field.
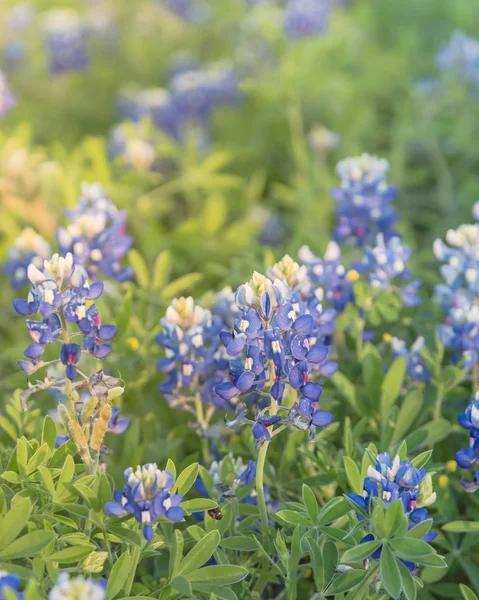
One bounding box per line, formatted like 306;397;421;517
2;0;479;598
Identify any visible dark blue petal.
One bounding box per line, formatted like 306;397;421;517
311;410;334;428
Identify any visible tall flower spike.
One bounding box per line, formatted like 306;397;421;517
156;296;231;436
216;258;336;447
456;392;479;492
332;153;398;246
436;30;479;87
42;9;89;74
434;213;479;369
57;182;133;282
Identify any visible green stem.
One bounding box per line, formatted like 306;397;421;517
433;383;444;421
194;392;210;463
231;497;238;536
473;363;479;391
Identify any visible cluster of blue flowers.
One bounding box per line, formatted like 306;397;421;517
299;242;355;313
354;234;421;308
110;62;240;170
216;256;337;446
436;30;479;87
57;182;133;283
156;296;231;434
389;336;431;383
283;0;331;41
0;69;16;117
42;9;89;74
13;252;116;380
434;219;479;367
105;464;184;541
349;452;437;570
204;454;257;503
0;571;23;599
332;153;398;247
456;393;479;492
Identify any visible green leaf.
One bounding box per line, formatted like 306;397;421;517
0;498;32;551
411;450;433;469
169;530;184;580
26;444;50;475
276;510;311;527
165;459;176;480
219;536;258;551
106;526;142;548
38;467;55;497
318;497;350;525
380;356;406;421
128;249;149;288
171;575;192;596
407;519;433;539
178;530;220;576
343;457;362;495
152;250;172;290
326;570;366;595
1;472;21;485
362;343;384;407
305;538;324;591
191;583;238;600
392;389;424;444
106;551;131;599
175;463;199;496
186;565;248;585
331;372;359;414
389;538;432;559
161;273;203;300
48;546;92;564
372;505;386;538
341;541;382;564
380;543;402;599
181;499;218;512
406;418;451;452
398;560;417;600
460;584;479;600
442;521;479;533
385;499;408;538
323;540;338;587
302;484;319;523
0;531;54;559
42;416;57;450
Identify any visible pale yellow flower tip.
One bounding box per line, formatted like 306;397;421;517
383;333;393;344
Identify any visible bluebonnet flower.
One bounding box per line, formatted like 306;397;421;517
105;464;184;541
57;182;133;282
49;573;106;600
0;69;16;118
348;452;437;570
218;258;336;446
283;0;331;41
4;228;51;288
434;221;479;367
0;571;23;599
206;454;257;502
42;10;89;74
456;393;479;492
117;86;181;141
13;252;116;380
389;336;431;382
354;234;421;307
299;243;356;312
157;296;231;434
169;63;240;126
159;0;201;21
332;154;398;246
436;30;479;86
